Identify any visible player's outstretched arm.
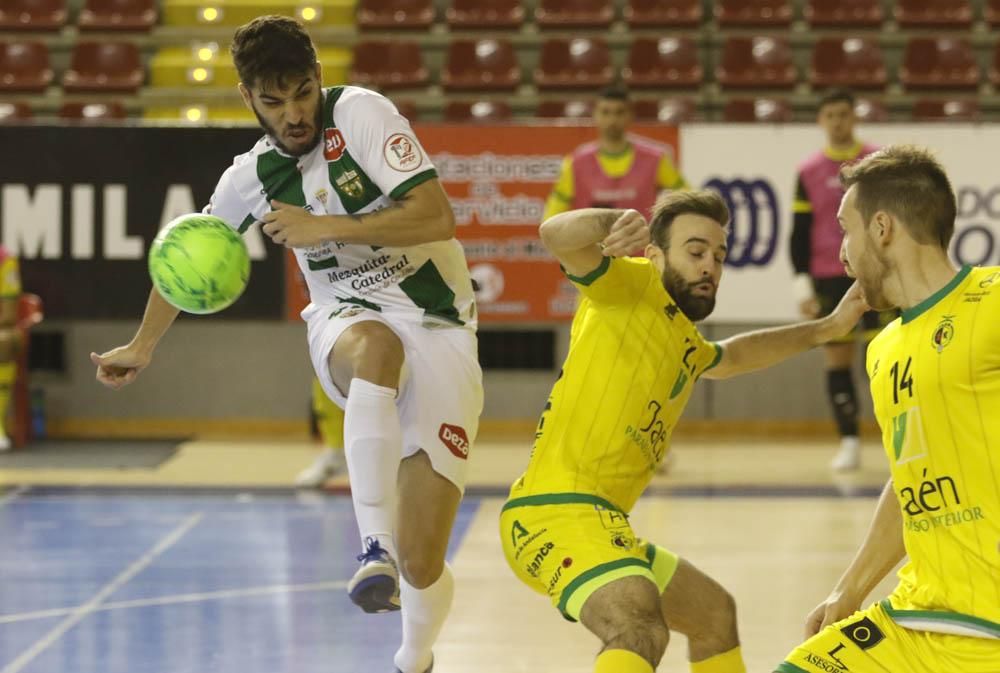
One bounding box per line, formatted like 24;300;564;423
702;282;869;379
804;479;906;637
262;179;455;249
90;287;180;390
539;208;648;277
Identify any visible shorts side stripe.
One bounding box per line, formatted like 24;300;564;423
557;557;653;621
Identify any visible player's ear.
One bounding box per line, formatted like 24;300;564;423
872;211;893;246
314;61;322;84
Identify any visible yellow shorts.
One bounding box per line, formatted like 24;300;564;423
499;494;679;622
776;600;1000;673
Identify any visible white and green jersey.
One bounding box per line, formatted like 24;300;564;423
204;86;476;328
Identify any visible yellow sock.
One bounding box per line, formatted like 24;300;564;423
311;377;345;449
595;649;653;673
690;646;746;673
0;361;15;435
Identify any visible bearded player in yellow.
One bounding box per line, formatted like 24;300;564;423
776;146;1000;673
501;190;870;673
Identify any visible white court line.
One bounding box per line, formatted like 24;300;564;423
0;580;349;626
0;486;27;508
0;512;204;673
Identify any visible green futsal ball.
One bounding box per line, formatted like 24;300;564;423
148;214;250;315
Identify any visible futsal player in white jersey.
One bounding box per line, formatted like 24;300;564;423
91;16;482;673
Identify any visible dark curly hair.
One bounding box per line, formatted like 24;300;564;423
230;15;318;90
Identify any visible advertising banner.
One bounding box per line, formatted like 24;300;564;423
0;126;285;319
286;123;681;323
682;124;1000;323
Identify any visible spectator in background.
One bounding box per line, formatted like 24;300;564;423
790;89;890;471
0;245;21;451
543;87;688;222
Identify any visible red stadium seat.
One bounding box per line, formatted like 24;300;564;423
853;98;888;122
723;97;792;122
534;38;613;91
390;99;418;121
535;99;594;118
990;42;1000;86
912;98;980;121
349;40;427;90
78;0;157;31
624;37;702;89
445;0;524;29
443;101;512;123
716;36;795;89
715;0;792;26
900;38;978;91
624;0;701;27
442;39;520;92
804;0;883;27
0;42;53;93
0;0;67;30
535;0;614;28
63;42;143;92
0;102;32;122
633;98;697;123
987;0;1000;27
894;0;972;28
59;101;128;120
810;37;886;90
357;0;434;30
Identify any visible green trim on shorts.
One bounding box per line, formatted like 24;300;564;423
558;557;655;622
501;492;623;514
774;663;810;673
880;599;1000;639
647;543;679;594
565;256;611;286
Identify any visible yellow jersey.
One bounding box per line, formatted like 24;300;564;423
867;265;1000;638
509;257;721;513
0;247;20;299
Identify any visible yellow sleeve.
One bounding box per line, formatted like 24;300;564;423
656;155;688;191
565;257;654;308
0;256;20;298
694;335;725;378
543;156;575;221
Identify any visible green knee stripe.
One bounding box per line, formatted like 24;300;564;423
775;663;810;673
558;558;655;622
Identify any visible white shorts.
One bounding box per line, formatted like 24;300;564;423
305;305;483;492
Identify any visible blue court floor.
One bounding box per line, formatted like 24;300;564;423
0;488;480;673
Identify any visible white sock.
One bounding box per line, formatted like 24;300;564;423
394;563;454;673
343;377;400;557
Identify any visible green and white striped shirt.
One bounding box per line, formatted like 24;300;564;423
205;86;476;328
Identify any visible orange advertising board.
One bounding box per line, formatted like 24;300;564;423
286;124;680;323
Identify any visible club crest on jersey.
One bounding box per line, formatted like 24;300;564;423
932;316;955;353
315;188;328;205
384;133;421;172
324;128;346;161
335;170;365;199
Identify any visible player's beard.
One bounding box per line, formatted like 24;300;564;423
661;263;716;322
253;101;323;157
854;246;893;311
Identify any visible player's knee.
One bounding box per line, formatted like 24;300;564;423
690;588;739;651
351;328;404;386
604;619;670;666
398;552;444;589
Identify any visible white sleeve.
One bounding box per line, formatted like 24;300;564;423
203;164;256;234
334;87;437;201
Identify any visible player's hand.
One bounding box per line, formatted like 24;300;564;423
804;590;862;638
261;200;331;248
799;297;820;319
90;346;151;390
600;209;649;257
821;282;870;341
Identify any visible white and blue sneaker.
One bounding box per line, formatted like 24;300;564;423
348;536;401;613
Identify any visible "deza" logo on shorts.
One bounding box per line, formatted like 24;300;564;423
438;423;470;459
